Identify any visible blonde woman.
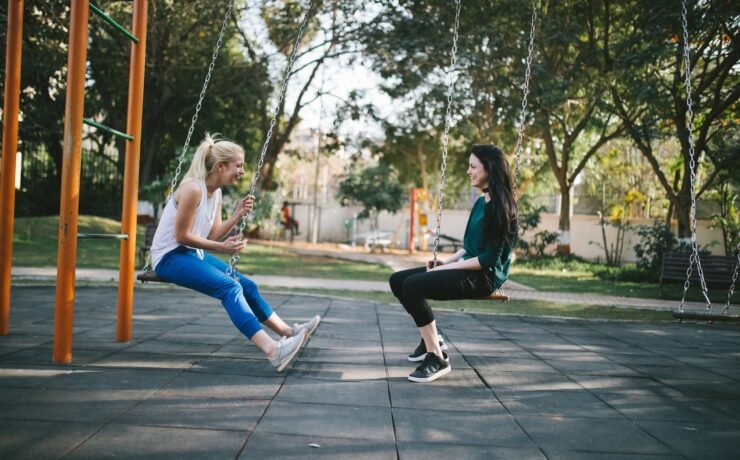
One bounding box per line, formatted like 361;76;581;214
150;134;320;371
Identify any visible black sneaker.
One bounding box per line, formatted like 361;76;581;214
407;337;449;362
408;352;451;383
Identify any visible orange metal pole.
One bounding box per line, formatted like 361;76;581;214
53;0;90;364
0;0;24;336
116;0;148;342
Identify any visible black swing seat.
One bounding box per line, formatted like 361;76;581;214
137;271;168;283
672;311;740;322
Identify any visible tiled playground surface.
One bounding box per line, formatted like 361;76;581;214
1;285;739;459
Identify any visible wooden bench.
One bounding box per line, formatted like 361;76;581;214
659;252;737;297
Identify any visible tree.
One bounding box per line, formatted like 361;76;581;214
337;161;406;234
608;0;740;238
87;1;267;186
361;1;633;254
232;0;371;190
527;0;627;254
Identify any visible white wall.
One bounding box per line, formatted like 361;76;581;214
276;204;726;262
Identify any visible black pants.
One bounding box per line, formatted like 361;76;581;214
389;266;494;327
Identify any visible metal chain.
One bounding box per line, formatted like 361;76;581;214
227;0;315;276
678;0;712;313
513;0;538;197
431;0;462;267
168;0;236;202
142;0;236;275
724;240;740;315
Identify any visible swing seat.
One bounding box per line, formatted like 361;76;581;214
136;270;168;283
672;311;740;322
485;290;510;301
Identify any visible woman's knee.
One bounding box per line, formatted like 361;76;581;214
400;274;425;299
389;271;400;290
389;271;408;296
238;275;258;293
215;276;243;299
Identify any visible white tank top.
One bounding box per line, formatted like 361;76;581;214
150;179;221;269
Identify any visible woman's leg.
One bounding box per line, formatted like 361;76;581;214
389;266;426;303
418;320;443;357
200;253;293;335
201;252;318;338
156;249;265;341
156;249;307;371
401;269;492;356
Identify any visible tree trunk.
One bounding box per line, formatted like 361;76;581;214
557;187;572;255
674;189;692;241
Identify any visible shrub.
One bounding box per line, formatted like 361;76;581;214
633;221;708;279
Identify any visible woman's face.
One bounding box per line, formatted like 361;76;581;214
217;154;245;186
467;153;489;190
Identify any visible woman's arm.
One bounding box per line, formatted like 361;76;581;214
208;195;254;242
174;183;244;253
427;248;466;269
429;255;482;271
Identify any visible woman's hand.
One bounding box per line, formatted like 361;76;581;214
233;195;255;220
221;235;247;254
426;259;445;272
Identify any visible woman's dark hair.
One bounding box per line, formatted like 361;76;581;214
470;144;517;245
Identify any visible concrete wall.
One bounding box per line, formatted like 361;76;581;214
274;202;725;263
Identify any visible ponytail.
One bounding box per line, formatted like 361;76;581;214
181;132;245;184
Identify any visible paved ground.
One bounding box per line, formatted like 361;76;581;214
1;285;739;459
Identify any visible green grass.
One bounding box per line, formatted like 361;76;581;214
12;216;146;269
275;287;675;322
11;215;394;281
232;243;393;281
511;257;732;304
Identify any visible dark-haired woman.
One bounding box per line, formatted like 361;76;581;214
389;144;517;383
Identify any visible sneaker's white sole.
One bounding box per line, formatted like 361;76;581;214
305;315;321;338
407;342;449;362
275;337;306;373
408;365;451;383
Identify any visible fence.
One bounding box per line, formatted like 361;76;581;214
14;142;123;218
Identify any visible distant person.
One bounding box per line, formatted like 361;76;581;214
281;201;300;235
149;133;320;372
389;144;517;383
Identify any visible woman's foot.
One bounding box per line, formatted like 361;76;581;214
292;315;321;339
269;329;307;372
408;336;448;362
408;352;451;383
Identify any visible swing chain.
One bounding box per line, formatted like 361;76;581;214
141;0;236;276
513;0;537;197
724;240;740;315
678;0;711;313
227;0;315;276
432;0;462;267
167;0;236;203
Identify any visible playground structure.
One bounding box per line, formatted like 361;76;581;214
0;0;148;362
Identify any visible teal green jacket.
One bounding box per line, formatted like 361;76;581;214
461;196;514;289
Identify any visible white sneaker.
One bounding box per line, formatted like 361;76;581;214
269;329;307;372
292;314;321;339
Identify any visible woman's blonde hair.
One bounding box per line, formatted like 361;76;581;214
182;133;244;182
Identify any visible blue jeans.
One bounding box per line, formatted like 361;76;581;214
155;246;273;339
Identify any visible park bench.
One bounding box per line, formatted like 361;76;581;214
435;233;464;253
659;252;737;297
